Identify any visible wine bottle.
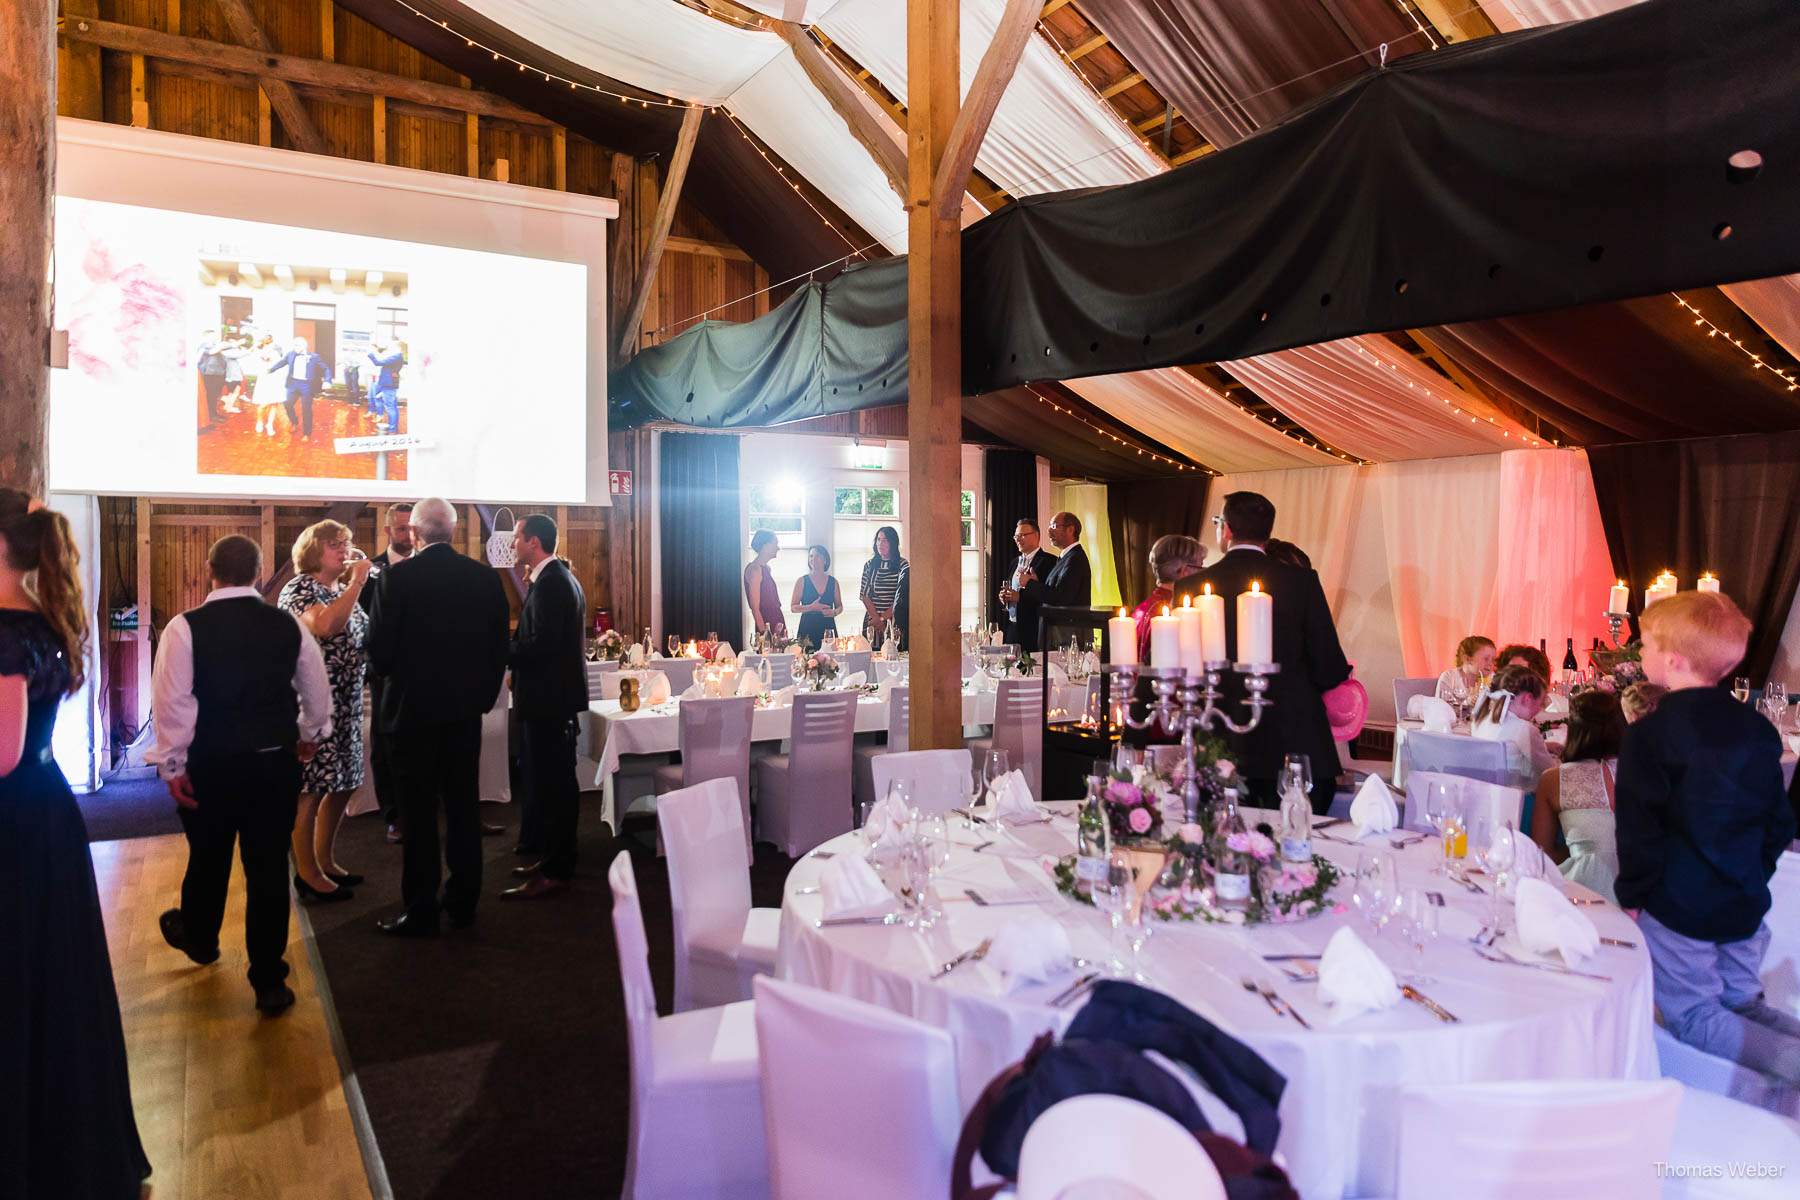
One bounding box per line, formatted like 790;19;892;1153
1278;767;1313;863
1539;638;1547;654
1562;637;1580;674
1211;785;1251;910
1075;774;1111;898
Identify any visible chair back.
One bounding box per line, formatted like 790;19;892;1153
785;691;859;847
1403;769;1525;833
655;657;701;695
754;976;960;1200
990;679;1044;799
1393;676;1440;721
872;749;971;815
676;696;756;849
743;653;797;689
1395;1080;1681;1200
606;851;658;1110
1405;730;1510;788
658;777;752;1013
587;660;620;695
1016;1095;1225;1200
886;686;910;754
838;649;872;679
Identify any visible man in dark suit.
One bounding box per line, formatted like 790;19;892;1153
366;497;510;937
1019;511;1093;619
359;502;414;844
272;336;331;442
1176;491;1351;814
998;517;1057;652
504;514;590;899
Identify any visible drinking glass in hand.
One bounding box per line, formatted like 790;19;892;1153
1734;677;1752;703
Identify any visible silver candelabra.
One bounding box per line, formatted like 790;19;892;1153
1605;612;1629;648
1102;662;1280;823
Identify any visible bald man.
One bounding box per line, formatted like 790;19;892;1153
366;498;510;937
1017;511;1091;611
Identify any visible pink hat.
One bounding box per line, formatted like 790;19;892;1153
1323;672;1368;742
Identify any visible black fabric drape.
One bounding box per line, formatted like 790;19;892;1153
1108;477;1213;614
1586;431;1800;682
659;432;743;645
984;449;1038;629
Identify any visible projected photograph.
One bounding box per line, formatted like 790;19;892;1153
192;258;412;482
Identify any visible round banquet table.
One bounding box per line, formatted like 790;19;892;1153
777;807;1658;1200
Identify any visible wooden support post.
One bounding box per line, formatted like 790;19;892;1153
465;112;479;178
214;0;326;154
256;87;271;145
371;94;386;164
753;264;770;317
492;157;509;184
135;499;153;728
60;0;105;121
552;125;567;191
131;55;151;127
0;0;55;492
616;105;704;361
319;0;335;60
776;22;907;200
260;503;275;573
907;0;963;750
933;0;1039;219
607;152;637;350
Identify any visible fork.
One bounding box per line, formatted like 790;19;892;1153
931;938;994;979
1389;834;1427;850
1470;942;1612;981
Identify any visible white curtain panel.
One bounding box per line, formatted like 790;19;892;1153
1050;481;1123;609
1722;275;1800;362
1067;370;1341;475
736;0;840;22
1493;448;1617;656
1226;339;1532;462
1206;465;1370;607
1376;455;1505;677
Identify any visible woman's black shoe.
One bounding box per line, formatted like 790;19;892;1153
294;874;355;903
325;870;365;887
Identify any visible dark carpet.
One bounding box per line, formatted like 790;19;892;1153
306;796;795;1200
78;775;185;842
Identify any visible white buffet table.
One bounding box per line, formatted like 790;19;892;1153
777;808;1657;1200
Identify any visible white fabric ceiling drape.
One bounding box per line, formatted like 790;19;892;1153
1493;449;1617;658
1068;370;1342;474
1479;0;1642;33
1721;276;1800;362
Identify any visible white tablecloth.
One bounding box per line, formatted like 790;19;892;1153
777;808;1657;1200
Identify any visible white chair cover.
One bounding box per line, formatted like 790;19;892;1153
755;691;858;856
1653;1025;1800;1118
1393;676;1441;721
587;659;621;694
1404;730;1511;788
654;696;756;854
657;777;778;1013
1395;1080;1681;1200
753;976;960;1200
853;686;909;814
606;851;770;1200
871;749;972;815
966;679;1044;799
1403;770;1526;833
1664;1084;1800;1198
838;649;871;679
655;656;702;695
1017;1095;1225;1200
741;653;797;689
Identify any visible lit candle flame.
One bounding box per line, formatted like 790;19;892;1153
1161;605;1170;617
1251;581;1262;593
1181;594;1192;608
1202;583;1212;596
1117;607;1128;619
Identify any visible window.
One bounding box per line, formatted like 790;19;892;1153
835;486;896;518
960;490;975;549
747;483;808;640
376;306;409;347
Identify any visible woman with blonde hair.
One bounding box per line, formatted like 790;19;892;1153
0;489;152;1194
1435;635;1496;707
277;519;373;901
1133;534;1205;663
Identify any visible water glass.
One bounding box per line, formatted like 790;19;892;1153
1353;850;1399;938
1395;887;1439;982
983;750;1011;801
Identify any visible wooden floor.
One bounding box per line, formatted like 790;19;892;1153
93;834;376;1200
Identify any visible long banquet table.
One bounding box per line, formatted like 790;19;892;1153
778;807;1657;1200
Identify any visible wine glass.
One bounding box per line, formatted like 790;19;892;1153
956;769;982;828
983;750;1011;807
1421;782;1456;875
897;837;928;929
1767;681;1788;707
1113;745;1146;774
1395;888;1439;983
1734;676;1753;703
885;778;914;818
1442;672;1469;720
667;634;680;657
1472;817;1516;932
1093;858;1135;977
858;798;884;850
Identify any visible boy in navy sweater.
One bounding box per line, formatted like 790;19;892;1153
1616;590;1799;1082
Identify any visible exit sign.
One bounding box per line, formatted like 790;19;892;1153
608;469;634;496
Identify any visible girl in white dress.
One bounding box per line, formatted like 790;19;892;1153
249;342;290;436
1530;688;1625;903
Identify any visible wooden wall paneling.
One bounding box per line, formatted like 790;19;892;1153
302;93;375;160
61;0;106;119
552;125;566;191
130;53;151;126
318;0;335;60
257;85;272;144
464;111;479;177
371;92;386;163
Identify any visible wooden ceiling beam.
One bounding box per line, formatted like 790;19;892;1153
1097;71;1144;100
1170;143;1213;167
1066;33;1109;62
62;18;550;125
933;0;1039;219
1133;107;1173;134
776;21;908;200
616;105;704;360
212;0;326;155
1040;0;1076;16
1411;0;1501;43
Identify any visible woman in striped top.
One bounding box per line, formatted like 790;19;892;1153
858;526;908;648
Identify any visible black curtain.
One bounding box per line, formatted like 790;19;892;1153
1108;477;1213;613
984;449;1038;629
1586;431;1800;682
659;432;743;645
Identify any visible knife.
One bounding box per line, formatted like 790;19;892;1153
1599;936;1637;949
1050;972;1100;1007
817;913;902;927
1400;985;1460;1023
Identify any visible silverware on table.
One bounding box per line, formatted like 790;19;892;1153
808;850;835;860
1261;953;1323;961
1050;972;1100;1008
1256;979;1311;1029
1568;897;1607;906
1470;942;1612;981
931;937;994;979
1389;834;1427;850
1599;936;1637;949
817;913;902;927
1400;984;1459;1023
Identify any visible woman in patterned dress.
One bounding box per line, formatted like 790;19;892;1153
278;519;372;902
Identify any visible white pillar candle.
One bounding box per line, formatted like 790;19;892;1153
1176;595;1204;674
1645;584;1673;609
1656;571;1678;591
1237;583;1274;665
1697;573;1720;593
1608;581;1630;615
1108;607;1139;666
1196;584;1227;663
1149;606;1182;667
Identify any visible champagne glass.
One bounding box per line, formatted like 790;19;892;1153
1734;676;1752;703
1396;887;1439;983
1093;858;1135;977
983;750;1010;808
1353;849;1399;938
1421;782;1456;875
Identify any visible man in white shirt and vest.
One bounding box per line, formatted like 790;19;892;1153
147;535;333;1015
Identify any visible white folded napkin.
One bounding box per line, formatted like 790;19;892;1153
715;642;735;663
969;670;998;694
680;680;704;701
989;629;1007;646
864;792;912;854
1081;651;1101;676
735;671;762;697
1049;663;1069;688
1513;876;1600;965
1350;773;1399;837
987;917;1074;994
987;770;1038;821
770;685;796;707
1316;926;1401;1023
818;854;894;919
643;671;672;705
1407;694;1457;732
626;644;646;667
847;634;870;651
840;670;867;689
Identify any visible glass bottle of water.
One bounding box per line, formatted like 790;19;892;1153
1279;765;1313;863
1076;773;1111;899
1211;785;1252;911
642;627;654;659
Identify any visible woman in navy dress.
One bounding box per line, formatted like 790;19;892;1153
0;490;150;1198
789;544;842;651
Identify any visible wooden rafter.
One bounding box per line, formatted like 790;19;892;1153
1097;71;1144;100
932;0;1040;219
1066;33;1109;62
1040;0;1076;17
1412;0;1501;43
211;0;326;155
776;22;908;200
616;105;704;360
1133;107;1172;134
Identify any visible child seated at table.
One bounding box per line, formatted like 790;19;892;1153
1615;590;1800;1083
1470;664;1557;794
1435;634;1496;706
1531;689;1624;903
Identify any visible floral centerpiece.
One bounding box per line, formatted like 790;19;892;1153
1581;642;1644;695
1147;832;1341;926
591;629;626;662
1100;771;1162;843
800;650;839;690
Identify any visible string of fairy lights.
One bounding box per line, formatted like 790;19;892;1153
1344;341;1549;447
1022;385;1215;475
1673;294;1800;392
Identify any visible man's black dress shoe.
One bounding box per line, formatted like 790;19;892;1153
376;913;439;938
513;843;543;857
385;823;404;844
255;984;297;1016
512;861;543;878
159;908;220;966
